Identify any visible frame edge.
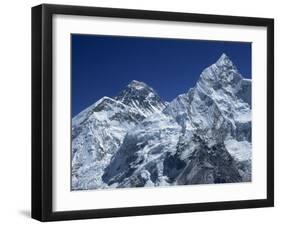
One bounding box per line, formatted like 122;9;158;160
31;4;44;221
266;18;274;207
32;4;54;221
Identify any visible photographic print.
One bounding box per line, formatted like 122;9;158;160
71;35;252;191
32;4;273;221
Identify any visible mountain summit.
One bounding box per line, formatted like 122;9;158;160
115;80;166;117
127;80;150;90
72;54;252;190
72;80;167;190
197;53;242;91
216;53;236;67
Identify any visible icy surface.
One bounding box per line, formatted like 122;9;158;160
72;81;167;190
72;53;252;190
224;139;251;162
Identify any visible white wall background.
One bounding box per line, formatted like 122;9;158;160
0;0;279;225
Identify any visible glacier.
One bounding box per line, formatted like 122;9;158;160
72;53;252;190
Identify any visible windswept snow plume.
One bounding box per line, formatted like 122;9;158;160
72;54;252;190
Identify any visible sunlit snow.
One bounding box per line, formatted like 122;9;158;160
72;53;252;190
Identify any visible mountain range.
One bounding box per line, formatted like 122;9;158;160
71;53;252;190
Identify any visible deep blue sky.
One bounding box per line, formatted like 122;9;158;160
72;34;251;116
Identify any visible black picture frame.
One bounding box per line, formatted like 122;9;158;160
32;3;274;222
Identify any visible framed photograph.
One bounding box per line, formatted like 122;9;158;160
32;4;274;221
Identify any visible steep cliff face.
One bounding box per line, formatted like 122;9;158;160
72;53;252;190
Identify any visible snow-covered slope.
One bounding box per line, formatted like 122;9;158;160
102;113;182;187
71;81;166;190
72;53;252;190
103;54;252;187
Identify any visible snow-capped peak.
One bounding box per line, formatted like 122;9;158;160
196;53;242;92
215;53;237;70
217;53;229;61
72;53;252;191
72;81;167;190
115;80;166;117
116;80;154;100
128;80;149;90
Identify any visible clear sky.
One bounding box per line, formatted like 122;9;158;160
72;34;251;116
